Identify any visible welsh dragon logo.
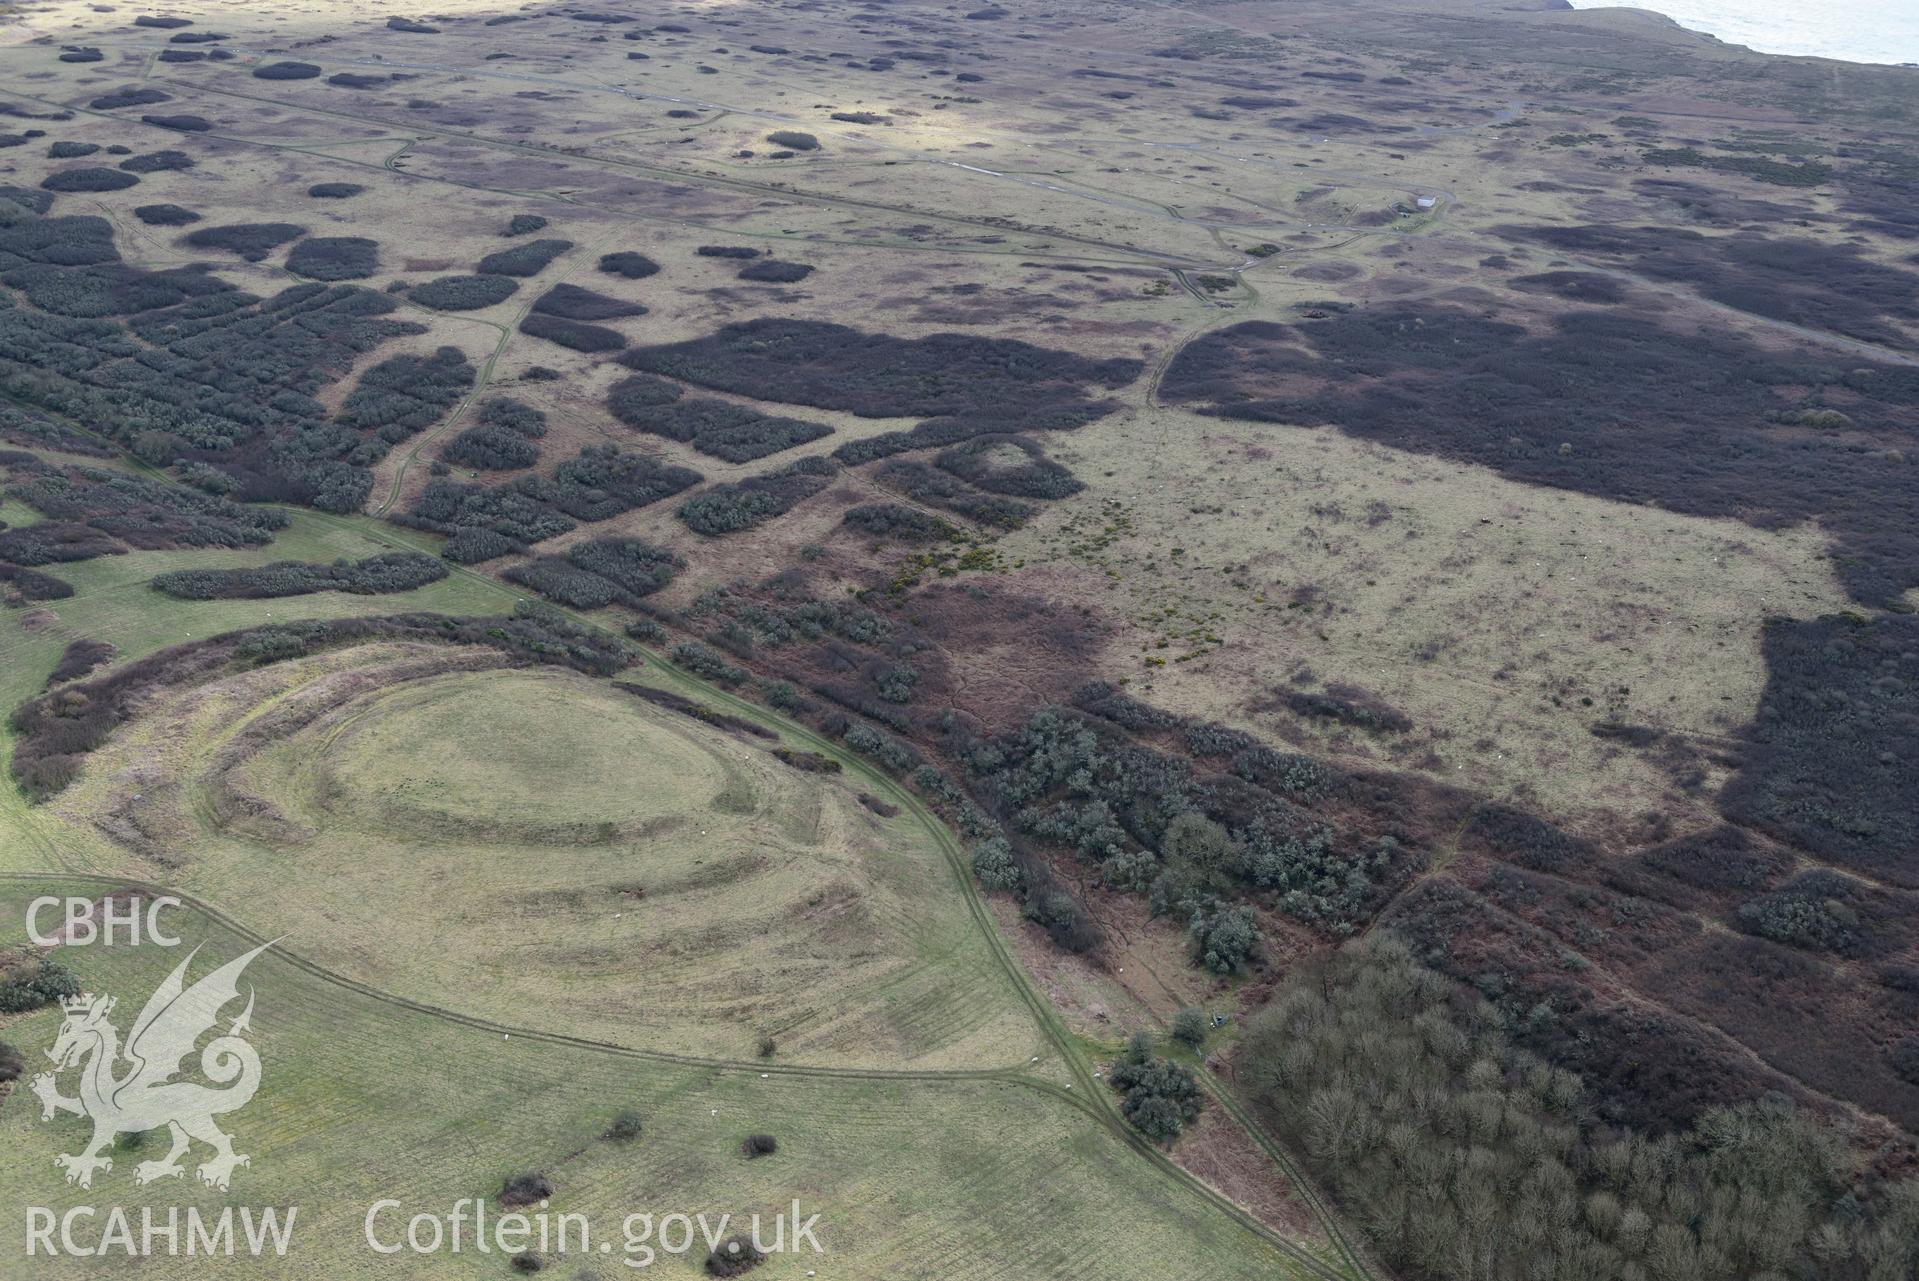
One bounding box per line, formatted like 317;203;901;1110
29;942;271;1191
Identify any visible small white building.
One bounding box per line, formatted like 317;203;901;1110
1415;195;1439;210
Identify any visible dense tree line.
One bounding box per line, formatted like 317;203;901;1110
1240;934;1919;1281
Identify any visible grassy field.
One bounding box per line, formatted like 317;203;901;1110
48;650;1046;1068
0;880;1321;1279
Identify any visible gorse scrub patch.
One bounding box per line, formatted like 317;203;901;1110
119;149;196;172
477;238;574;277
737;259;814;284
623;318;1141;425
598;251;661;279
286;236;380;281
253;61;321;80
530;283;645;321
134;203;201;225
411;274;519;311
307;183;365;199
676;456;835;535
338;346;475;442
183;222;308;262
41;168;139;193
519;313;626;353
150;552;448;600
609;390;831;463
88;88;171;111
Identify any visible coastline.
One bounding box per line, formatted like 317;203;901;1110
1565;0;1919;66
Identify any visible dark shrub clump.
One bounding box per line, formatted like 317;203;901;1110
737;259;813;283
411;273;519;311
519;313;626;353
286;236;379;281
741;1134;778;1158
41;168;139;194
253;61;321;80
477;238;573;277
598;251;661;279
150;552;448;600
133;203;200;226
183;222;307;262
307;182;365;199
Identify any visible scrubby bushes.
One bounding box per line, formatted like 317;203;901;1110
119;148;195;172
705;1235;765;1276
627;318;1142;418
41;168;138;193
183;222;307;262
339;346;473;443
737;259;813;283
442;420;539;470
286;236;379;281
740;1134;778;1158
140;114;211;132
502;213;547;236
670;640;747;685
401;446;700;558
133;202;200;225
607;374;684;420
933;435;1081;498
253;61;321;80
507;539;680;609
0;562;74;602
598;251;660;279
764;130;818;151
603;1110;643;1141
411;273;518;310
612;393;831;463
1109;1037;1202;1142
531;282;644;321
519;313;625;352
46;639;113;687
677;457;835;535
46;141;99;158
0;958;81;1012
3;458;285;563
876;460;1032;529
150;552;447;600
841;502;956;542
477;238;573;276
695;245;759;259
89;88;170;111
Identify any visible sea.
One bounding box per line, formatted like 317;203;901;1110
1567;0;1919;66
